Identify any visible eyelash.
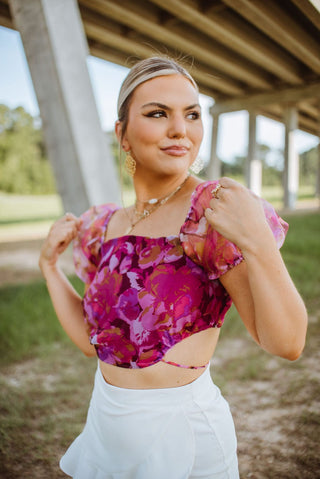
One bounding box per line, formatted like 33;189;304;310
145;110;201;120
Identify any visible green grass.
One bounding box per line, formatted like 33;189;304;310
261;184;316;206
281;212;320;310
0;345;96;479
220;212;320;342
0;189;135;225
0;185;317;226
0;190;134;241
0;211;319;478
0;212;318;367
0;276;84;366
0;192;63;224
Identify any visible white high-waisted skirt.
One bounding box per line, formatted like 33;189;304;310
60;363;239;479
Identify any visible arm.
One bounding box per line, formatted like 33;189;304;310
205;177;307;360
39;214;96;357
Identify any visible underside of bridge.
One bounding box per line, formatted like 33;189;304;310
0;0;319;210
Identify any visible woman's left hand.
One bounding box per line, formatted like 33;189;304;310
204;177;272;253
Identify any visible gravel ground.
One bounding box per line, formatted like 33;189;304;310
1;237;319;478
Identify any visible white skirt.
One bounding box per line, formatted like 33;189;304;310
60;362;239;479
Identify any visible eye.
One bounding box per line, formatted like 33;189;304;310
186;111;201;120
145;110;167;118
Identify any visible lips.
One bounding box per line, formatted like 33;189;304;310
161;145;189;156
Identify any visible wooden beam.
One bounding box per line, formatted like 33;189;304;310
297;115;320;135
88;43;132;69
189;65;245;96
298;101;320;120
148;0;303;84
80;5;247;96
79;0;273;90
84;22;155;60
222;0;320;74
88;39;244;97
210;81;320;114
83;15;246;96
0;1;13;28
255;106;319;137
290;0;320;30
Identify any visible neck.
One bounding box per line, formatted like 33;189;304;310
133;171;190;205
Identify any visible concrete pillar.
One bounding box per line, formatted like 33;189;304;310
9;0;120;215
246;111;262;196
316;138;320;198
283;106;299;209
207;110;221;180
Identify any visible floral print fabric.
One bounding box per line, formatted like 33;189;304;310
73;181;288;369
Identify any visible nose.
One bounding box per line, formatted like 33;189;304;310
167;114;186;139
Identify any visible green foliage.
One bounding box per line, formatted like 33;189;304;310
281;212;320;310
0;193;62;223
220;212;320;342
0;276;84;366
108;130;132;189
0;104;56;194
300;146;319;186
220;143;318;188
0;213;318;366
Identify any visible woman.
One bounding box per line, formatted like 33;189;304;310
39;56;308;478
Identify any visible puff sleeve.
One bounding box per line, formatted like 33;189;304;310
180;181;288;280
73;203;119;284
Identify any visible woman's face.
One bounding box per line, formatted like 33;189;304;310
118;74;204;177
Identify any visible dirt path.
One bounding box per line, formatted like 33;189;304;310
0;238;74;286
1;238;319;478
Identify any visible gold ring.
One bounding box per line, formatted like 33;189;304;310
211;183;222;199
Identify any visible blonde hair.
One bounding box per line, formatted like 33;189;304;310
117;56;198;140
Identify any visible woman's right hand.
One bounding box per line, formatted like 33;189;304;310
39;213;82;275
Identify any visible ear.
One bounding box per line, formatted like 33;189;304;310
115;121;130;152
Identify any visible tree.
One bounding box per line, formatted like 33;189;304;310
300;146;318;186
0;104;56;194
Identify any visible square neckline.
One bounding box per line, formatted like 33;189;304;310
101;181;208;248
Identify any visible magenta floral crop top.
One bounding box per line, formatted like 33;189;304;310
73;181;288;369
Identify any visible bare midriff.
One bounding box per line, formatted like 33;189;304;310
99;328;220;389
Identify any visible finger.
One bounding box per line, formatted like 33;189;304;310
56;230;77;252
50;224;78;249
64;212;77;221
205;207;215;223
211;183;222;199
219;177;240;189
65;213;82;229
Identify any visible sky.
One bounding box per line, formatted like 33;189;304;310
0;25;318;165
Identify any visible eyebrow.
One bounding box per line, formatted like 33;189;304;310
141;102;201;111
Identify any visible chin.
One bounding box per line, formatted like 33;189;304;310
160;159;191;175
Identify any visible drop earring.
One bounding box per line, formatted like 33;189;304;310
190;157;204;174
125;152;136;177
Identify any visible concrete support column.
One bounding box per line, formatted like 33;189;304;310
9;0;120;215
316;138;320;198
315;111;320;199
207;110;221;180
246;111;262;196
283;106;299;210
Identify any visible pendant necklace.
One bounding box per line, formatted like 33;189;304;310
125;173;190;235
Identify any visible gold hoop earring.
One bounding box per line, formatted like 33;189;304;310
125;152;136;177
189;157;204;174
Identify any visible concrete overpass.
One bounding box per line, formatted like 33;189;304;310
0;0;319;212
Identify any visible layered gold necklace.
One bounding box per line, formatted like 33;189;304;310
125;173;190;235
